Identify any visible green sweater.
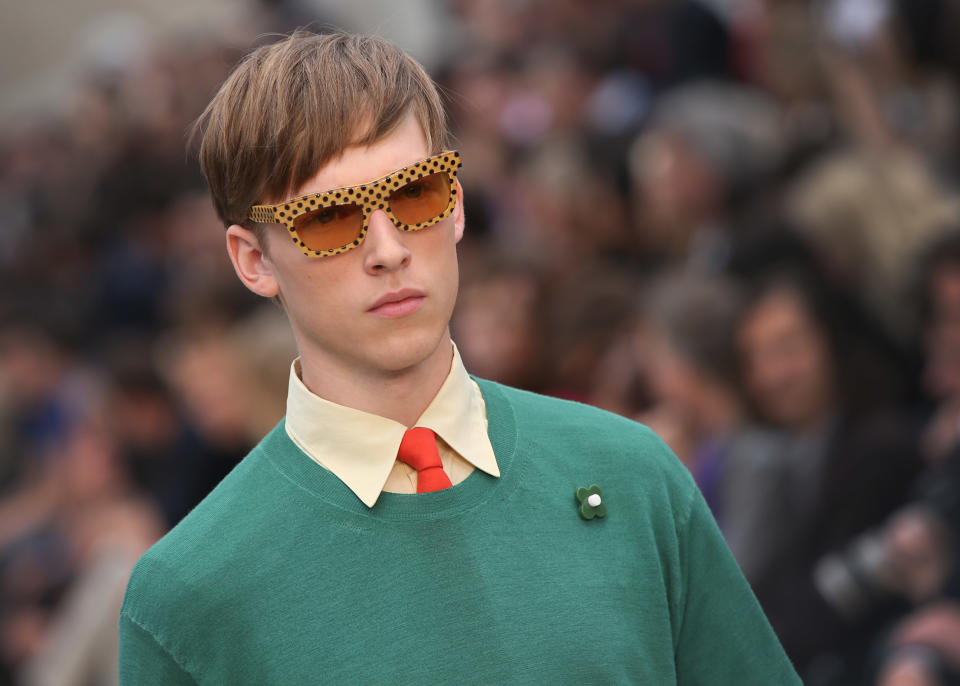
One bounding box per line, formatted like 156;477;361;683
119;379;800;685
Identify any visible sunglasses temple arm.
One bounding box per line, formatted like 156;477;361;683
248;206;277;224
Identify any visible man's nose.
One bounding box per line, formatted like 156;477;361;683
362;210;411;273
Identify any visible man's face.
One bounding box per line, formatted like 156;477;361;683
252;112;464;381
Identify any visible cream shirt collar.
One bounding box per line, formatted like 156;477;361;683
284;342;500;507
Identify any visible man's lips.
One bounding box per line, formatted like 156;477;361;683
368;288;426;317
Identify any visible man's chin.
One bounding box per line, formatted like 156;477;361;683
368;330;450;377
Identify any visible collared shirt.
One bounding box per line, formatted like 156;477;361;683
285;342;500;507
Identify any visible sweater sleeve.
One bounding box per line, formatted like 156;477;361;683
118;612;198;686
673;483;801;685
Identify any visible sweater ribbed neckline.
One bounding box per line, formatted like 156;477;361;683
258;378;520;522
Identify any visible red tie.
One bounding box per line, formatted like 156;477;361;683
396;427;453;493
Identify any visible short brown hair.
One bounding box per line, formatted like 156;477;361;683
193;30;449;238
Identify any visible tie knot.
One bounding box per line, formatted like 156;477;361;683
396;427;442;472
396;427;452;493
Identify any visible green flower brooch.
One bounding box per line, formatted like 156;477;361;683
575;485;607;520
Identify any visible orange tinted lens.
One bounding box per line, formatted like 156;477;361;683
293;204;364;251
388;172;452;226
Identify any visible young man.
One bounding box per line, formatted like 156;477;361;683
118;31;800;684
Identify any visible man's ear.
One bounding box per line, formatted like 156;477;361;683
225;224;280;298
453;180;466;244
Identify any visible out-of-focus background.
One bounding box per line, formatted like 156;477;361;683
2;0;960;684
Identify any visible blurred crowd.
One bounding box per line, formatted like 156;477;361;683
2;0;960;684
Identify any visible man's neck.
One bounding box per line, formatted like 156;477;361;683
297;336;454;427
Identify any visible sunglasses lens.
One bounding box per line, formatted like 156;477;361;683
293;204;364;252
389;172;452;226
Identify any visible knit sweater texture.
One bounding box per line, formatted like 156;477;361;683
118;379;800;685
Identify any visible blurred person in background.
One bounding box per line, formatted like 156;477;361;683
818;0;960;173
783;0;960;349
736;272;923;684
102;311;297;532
451;254;549;393
99;345;207;530
0;343;163;686
0;326;76;496
786;148;960;348
845;230;960;686
505;142;635;279
13;419;163;686
628;79;787;273
640;271;793;585
544;262;645;410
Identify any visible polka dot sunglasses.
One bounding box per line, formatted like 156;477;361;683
248;150;462;257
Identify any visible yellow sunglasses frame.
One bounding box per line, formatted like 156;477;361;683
248;150;462;257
